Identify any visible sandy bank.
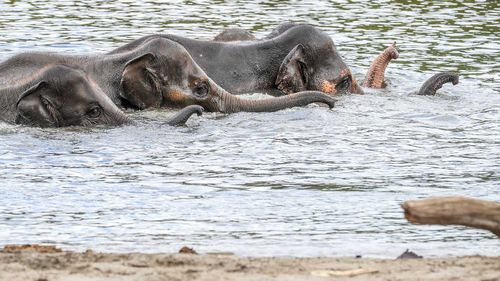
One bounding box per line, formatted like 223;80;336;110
0;247;498;281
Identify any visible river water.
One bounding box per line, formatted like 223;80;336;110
0;0;498;257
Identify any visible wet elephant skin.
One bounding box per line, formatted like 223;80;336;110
0;64;130;127
0;37;336;114
108;23;364;96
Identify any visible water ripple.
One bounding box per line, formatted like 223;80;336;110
0;0;499;257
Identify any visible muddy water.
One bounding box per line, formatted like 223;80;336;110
0;0;498;257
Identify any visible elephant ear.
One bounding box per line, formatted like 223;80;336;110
275;44;309;95
16;81;62;127
16;81;48;108
120;53;162;109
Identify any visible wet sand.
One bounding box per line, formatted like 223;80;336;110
0;247;498;281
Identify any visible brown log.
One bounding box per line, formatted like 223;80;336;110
401;196;500;237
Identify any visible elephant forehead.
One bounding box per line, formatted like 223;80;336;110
80;76;105;99
315;58;348;77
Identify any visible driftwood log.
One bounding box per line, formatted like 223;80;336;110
401;196;500;237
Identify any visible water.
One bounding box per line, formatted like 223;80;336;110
0;0;499;257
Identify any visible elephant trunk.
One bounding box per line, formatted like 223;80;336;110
363;42;399;89
210;88;336;113
166;105;204;126
417;72;459;96
105;109;134;127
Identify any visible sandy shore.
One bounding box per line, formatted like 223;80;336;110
0;246;499;281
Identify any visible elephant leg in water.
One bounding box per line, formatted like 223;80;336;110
417;72;459;95
363;42;399;89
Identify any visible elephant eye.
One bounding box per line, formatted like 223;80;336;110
336;76;351;92
86;106;102;118
193;81;209;98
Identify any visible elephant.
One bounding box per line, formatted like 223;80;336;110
213;28;256;42
0;37;336;114
107;23;365;96
213;23;300;42
262;22;300;40
211;25;399;90
246;25;451;94
0;64;203;127
0;64;130;127
211;27;452;96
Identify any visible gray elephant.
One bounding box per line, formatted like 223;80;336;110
0;37;336;114
108;23;364;96
210;25;400;90
0;64;130;127
0;64;205;128
200;26;460;97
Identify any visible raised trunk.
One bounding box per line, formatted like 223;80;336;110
214;90;336;113
166;105;204;126
417;72;459;95
401;196;500;237
363;42;399;89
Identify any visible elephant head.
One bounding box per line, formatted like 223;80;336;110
120;38;336;113
274;25;364;96
15;65;131;127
